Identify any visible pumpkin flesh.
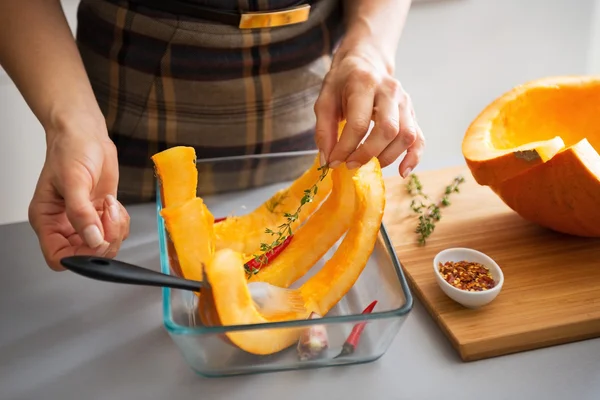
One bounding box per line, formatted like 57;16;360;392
151;146;198;207
300;159;385;315
213;156;333;256
205;248;308;355
160;197;215;282
152;146;200;278
462;75;600;237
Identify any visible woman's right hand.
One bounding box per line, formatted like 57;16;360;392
28;116;130;271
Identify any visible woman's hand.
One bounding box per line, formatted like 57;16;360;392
28;116;130;271
314;42;425;178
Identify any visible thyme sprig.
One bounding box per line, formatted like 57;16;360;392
245;164;330;277
406;173;465;245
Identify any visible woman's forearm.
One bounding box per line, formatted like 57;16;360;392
338;0;412;74
0;0;104;135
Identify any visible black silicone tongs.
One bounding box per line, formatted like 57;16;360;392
59;255;207;292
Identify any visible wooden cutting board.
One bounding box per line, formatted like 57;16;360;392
382;165;600;361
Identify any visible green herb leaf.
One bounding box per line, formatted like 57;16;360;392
245;164;330;275
406;173;465;245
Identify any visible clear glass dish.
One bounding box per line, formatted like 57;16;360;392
155;150;414;377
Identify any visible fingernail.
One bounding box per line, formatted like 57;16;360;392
106;194;117;207
110;205;120;221
319;151;327;167
346;161;361;170
95;241;111;256
329;161;341;169
401;167;412;178
83;225;104;248
106;195;120;221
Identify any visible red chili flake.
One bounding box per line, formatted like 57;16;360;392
334;300;378;358
214;217;227;223
438;260;496;291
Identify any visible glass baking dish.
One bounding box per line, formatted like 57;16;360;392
155;150;413;377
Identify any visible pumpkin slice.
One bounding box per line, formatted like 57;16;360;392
299;158;385;315
214;155;333;255
151;146;198;207
152;146;199;278
205;248;308;355
462;75;600;237
203;158;385;355
248;165;355;288
160;197;215;282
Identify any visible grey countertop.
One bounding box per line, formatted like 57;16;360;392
1;164;600;400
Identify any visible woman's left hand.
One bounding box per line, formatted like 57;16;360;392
314;42;425;178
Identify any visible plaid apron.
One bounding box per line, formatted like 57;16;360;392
75;0;344;204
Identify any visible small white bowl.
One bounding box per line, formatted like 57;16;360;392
433;248;504;309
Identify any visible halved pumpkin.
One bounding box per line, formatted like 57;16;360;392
213;156;333;256
248;165;355;288
462;75;600;237
203;159;386;355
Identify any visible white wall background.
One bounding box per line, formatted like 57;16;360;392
0;0;599;225
589;0;600;73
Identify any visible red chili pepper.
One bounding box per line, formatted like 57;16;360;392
334;300;378;358
214;217;227;223
244;234;294;272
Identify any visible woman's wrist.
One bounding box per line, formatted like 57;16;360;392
335;0;412;76
45;105;108;143
334;35;396;77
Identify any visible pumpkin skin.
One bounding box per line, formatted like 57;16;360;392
462;76;600;237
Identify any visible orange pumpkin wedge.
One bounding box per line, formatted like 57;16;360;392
204;248;308;355
248;165;355;288
213;156;332;255
203;158;386;355
152;146;200;278
462;75;600;237
160;197;215;282
151;146;198;207
300;159;385;315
